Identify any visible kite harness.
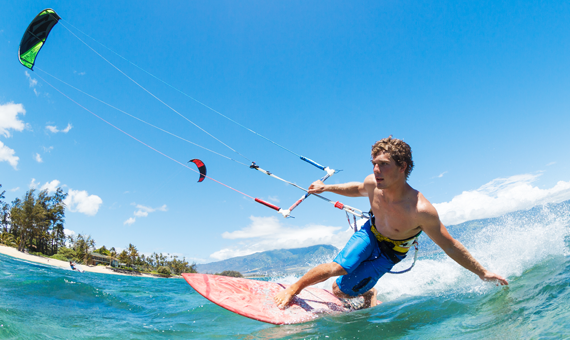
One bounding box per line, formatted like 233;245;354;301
369;211;420;274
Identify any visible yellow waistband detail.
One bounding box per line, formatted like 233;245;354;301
370;222;420;254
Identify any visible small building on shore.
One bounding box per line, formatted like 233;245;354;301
89;252;119;267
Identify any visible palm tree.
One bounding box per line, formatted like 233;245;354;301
118;250;129;267
71;234;95;264
0;232;16;247
127;243;139;269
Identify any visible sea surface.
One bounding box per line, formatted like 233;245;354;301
1;202;569;339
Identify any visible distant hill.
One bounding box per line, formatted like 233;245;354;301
196;244;339;276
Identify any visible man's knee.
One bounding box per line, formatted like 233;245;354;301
332;280;351;298
332;280;343;296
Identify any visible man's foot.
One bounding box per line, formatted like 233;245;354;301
340;296;366;310
362;288;378;308
339;288;379;310
274;286;296;309
363;287;378;308
343;287;378;310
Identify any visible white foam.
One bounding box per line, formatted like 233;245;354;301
269;203;570;302
377;204;570;301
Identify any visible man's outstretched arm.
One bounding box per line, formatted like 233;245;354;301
422;211;508;285
274;262;347;309
308;175;374;197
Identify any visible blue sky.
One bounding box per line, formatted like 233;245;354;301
2;1;570;263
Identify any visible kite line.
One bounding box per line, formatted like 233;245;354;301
18;8;369;220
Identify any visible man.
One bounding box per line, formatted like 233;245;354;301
274;136;508;309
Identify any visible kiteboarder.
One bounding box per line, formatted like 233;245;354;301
70;261;76;271
274;136;508;309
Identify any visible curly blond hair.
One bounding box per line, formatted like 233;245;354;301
371;136;414;179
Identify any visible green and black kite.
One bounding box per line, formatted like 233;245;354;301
18;9;61;70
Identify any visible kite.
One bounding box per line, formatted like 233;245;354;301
19;9;61;70
189;159;206;182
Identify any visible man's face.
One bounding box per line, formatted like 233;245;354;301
371;152;406;188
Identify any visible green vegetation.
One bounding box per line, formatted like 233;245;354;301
54;246;76;261
50;253;71;262
0;184;197;276
216;270;243;277
0;185;67;255
93;245;111;256
157;266;171;276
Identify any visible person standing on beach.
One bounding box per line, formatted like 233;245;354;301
274;136;508;309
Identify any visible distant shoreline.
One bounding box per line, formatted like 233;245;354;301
0;245;179;279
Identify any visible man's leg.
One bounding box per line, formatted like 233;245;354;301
275;219;376;309
274;262;346;309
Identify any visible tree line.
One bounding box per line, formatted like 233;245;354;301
0;185;196;276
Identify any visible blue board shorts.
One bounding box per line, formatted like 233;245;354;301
333;219;405;296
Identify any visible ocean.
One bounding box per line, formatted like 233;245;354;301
1;202;569;339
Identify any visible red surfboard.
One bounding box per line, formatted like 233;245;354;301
182;273;350;325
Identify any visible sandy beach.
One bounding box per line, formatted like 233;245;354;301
0;244;168;278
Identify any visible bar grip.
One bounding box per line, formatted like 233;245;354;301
255;198;281;211
300;156;325;170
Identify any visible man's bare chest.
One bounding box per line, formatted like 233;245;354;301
370;202;421;239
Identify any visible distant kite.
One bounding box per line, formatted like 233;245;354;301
19;9;61;70
189;159;206;182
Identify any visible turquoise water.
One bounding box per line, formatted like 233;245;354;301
1;203;569;339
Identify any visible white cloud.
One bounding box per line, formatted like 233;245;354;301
0;102;26;138
10;187;19;192
46;123;72;134
29;178;39;189
40;180;60;193
64;189;103;216
30;180;99;215
43;146;54;153
267;195;280;203
0;102;27;169
124;217;136;226
34;153;43;163
126;204;167;224
0;141;19;169
25;71;38;88
438;171;448;178
133;204;167;218
434;173;570;226
134;210;147;218
210;216;350;260
221;216;282;239
546;162;556;166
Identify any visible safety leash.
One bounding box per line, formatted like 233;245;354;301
387;240;419;274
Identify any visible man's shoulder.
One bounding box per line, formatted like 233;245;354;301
363;174;376;192
414;191;439;221
363;174;376;185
